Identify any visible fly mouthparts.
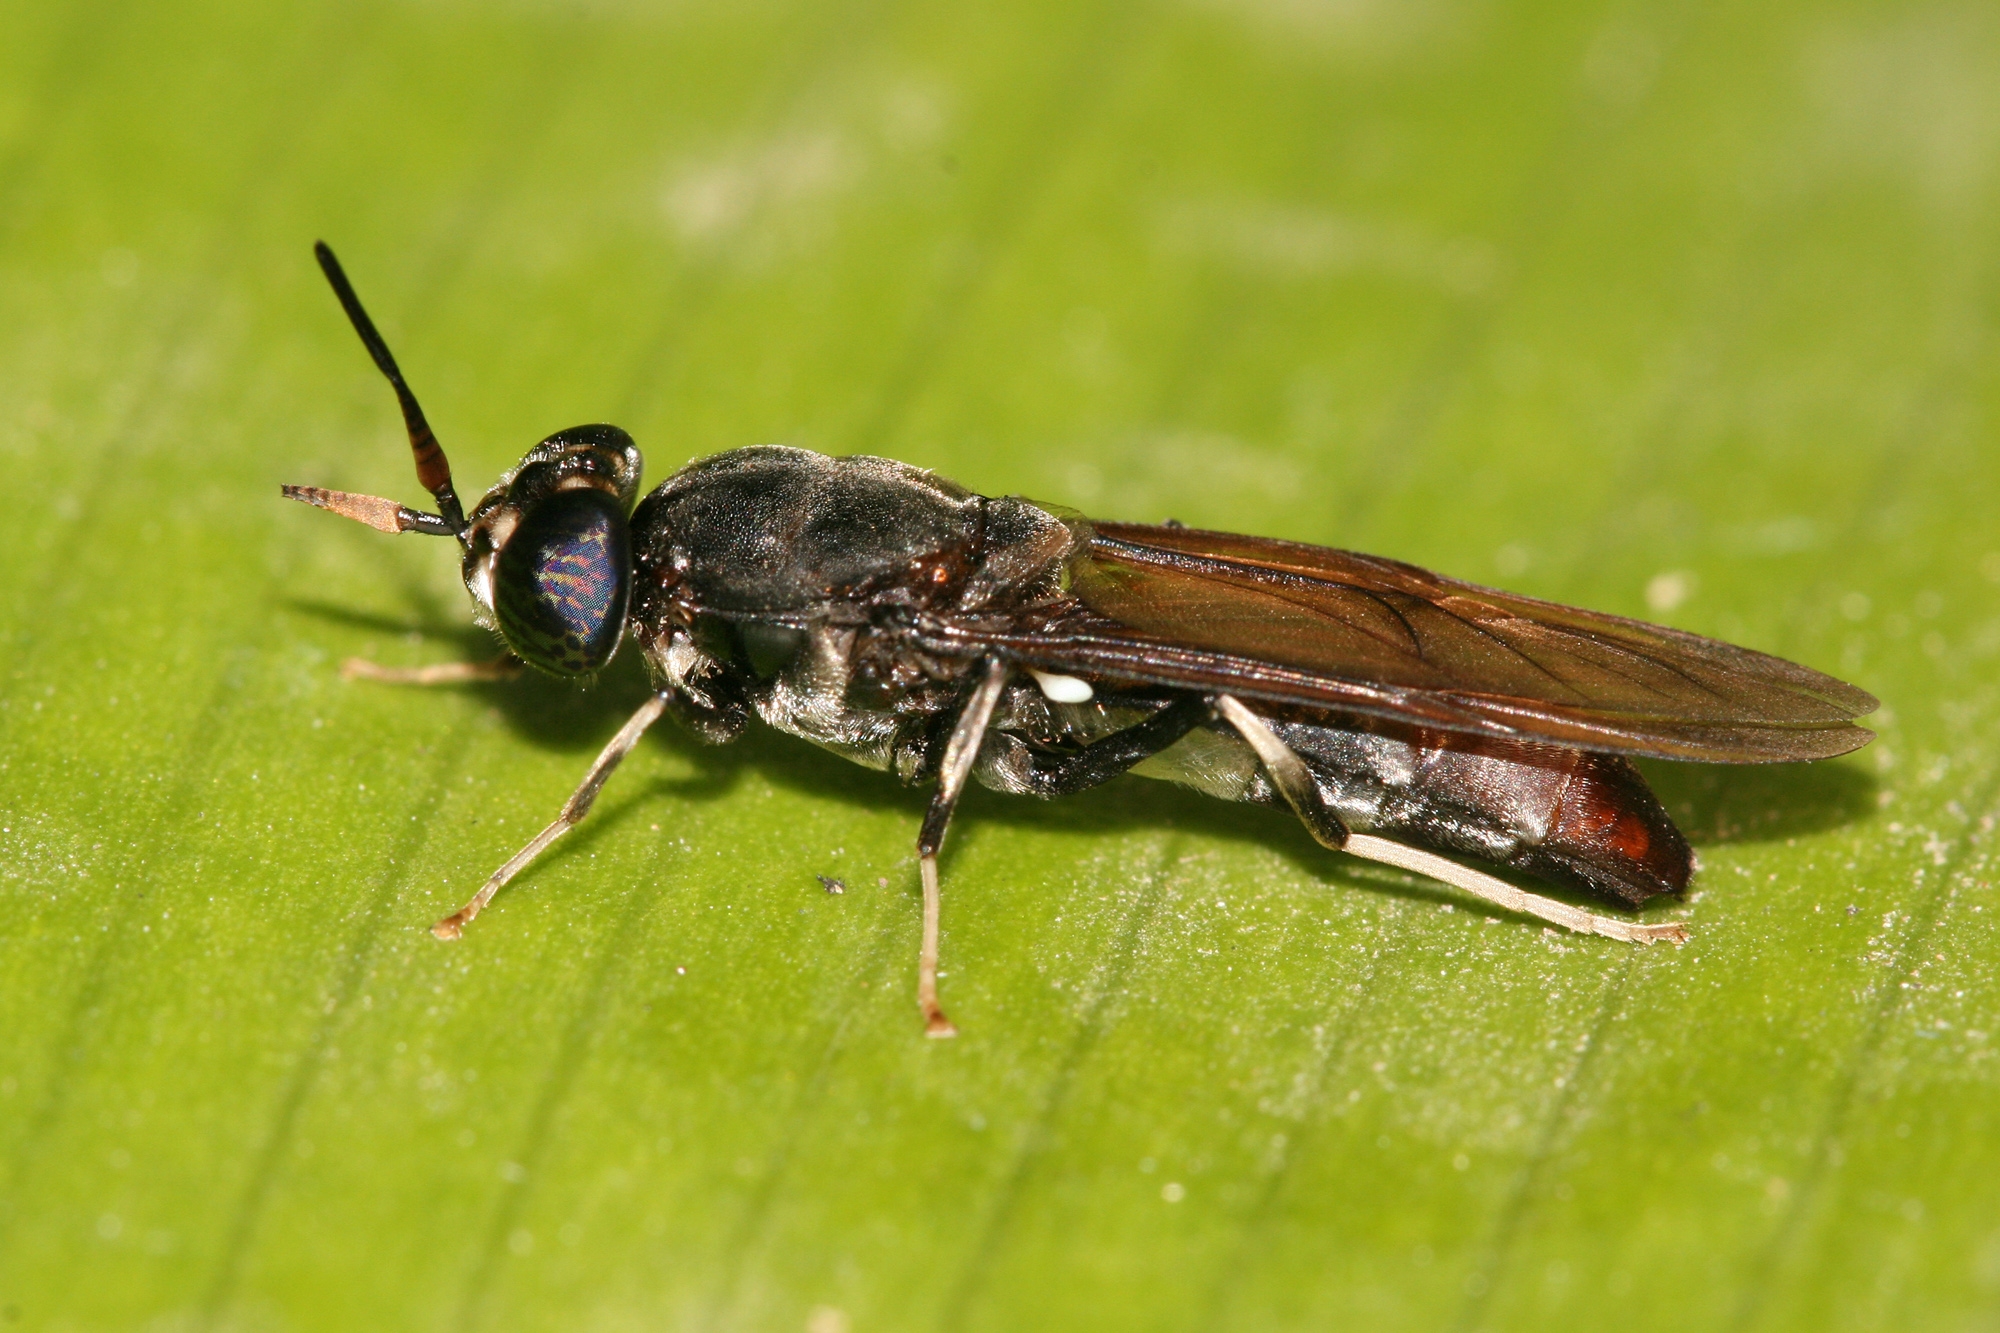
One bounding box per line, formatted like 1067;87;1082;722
280;484;460;537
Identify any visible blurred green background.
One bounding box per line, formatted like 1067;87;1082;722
2;1;1997;1329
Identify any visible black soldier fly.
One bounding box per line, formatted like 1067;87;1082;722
285;243;1878;1037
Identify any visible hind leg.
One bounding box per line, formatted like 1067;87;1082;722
1213;695;1686;944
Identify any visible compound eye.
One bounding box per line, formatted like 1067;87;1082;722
493;488;632;675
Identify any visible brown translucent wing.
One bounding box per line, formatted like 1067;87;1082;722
952;522;1876;762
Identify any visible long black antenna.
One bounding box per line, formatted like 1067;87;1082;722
314;241;467;534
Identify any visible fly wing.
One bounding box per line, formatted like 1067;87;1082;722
946;522;1876;762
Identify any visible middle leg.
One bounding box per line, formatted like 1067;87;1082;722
913;658;1010;1037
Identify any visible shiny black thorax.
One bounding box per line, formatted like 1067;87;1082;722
625;447;1075;761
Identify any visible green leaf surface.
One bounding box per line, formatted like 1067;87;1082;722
3;1;1997;1329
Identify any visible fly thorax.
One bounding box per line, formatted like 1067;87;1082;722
631;447;980;614
629;447;1076;621
751;625;902;770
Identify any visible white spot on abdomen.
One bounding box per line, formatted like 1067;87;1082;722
1029;669;1095;703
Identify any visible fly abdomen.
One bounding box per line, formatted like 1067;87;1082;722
1274;721;1691;908
1504;749;1692;906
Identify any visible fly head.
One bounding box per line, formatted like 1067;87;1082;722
281;242;643;678
462;425;641;676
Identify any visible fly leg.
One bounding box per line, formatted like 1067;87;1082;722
432;693;670;939
1011;696;1209;797
914;658;1010;1037
342;652;523;685
1213;695;1687;944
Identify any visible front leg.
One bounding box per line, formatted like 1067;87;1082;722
342;652;523;684
432;693;669;938
913;658;1009;1038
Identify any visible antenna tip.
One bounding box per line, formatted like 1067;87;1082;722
283;484;418;535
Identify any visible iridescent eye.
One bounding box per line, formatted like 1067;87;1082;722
493;488;632;675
